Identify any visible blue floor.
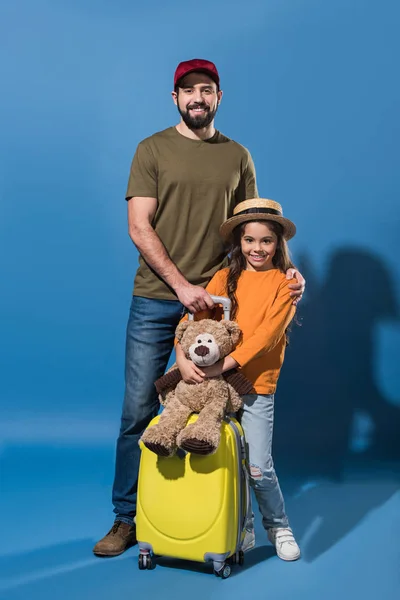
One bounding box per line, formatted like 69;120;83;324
1;441;399;600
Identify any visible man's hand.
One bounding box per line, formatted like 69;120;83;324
176;356;205;384
175;283;215;314
286;268;306;306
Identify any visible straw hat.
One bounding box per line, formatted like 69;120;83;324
220;198;296;242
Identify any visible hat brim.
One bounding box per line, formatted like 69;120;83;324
220;213;296;243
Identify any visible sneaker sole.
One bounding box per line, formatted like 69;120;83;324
276;550;301;561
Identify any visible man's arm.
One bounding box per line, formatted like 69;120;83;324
128;197;214;313
235;149;258;204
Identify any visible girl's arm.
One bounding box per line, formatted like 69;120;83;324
175;342;205;384
204;279;295;378
230;279;296;368
201;354;239;378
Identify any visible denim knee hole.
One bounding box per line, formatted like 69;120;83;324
248;463;278;486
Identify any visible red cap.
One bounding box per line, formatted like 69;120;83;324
174;59;220;88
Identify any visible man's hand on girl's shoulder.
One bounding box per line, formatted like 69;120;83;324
285;268;306;306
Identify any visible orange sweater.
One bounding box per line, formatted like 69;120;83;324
202;268;296;394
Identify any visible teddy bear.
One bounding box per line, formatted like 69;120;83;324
140;318;254;457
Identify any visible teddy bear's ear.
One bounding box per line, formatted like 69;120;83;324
175;320;191;342
223;320;242;346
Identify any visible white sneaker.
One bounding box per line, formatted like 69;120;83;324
241;529;256;552
267;527;301;561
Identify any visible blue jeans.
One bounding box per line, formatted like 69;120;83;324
112;296;185;525
240;393;289;531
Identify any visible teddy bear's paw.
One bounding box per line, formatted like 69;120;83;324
179;438;216;455
140;429;176;457
177;427;218;456
142;439;175;457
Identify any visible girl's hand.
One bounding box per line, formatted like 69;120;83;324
177;356;205;384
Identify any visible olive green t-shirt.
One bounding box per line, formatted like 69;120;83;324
125;126;258;300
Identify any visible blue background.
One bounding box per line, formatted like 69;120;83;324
1;0;399;598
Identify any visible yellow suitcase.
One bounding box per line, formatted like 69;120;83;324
136;413;250;579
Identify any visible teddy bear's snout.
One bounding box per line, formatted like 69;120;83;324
194;345;210;357
188;332;220;366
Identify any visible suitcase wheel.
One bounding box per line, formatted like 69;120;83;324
138;552;154;570
214;562;231;579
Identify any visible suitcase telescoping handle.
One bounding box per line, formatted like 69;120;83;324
188;295;231;321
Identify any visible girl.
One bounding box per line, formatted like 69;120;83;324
176;198;301;561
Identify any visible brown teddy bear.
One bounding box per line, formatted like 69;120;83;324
140;318;254;457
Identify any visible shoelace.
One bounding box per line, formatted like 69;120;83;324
110;522;123;535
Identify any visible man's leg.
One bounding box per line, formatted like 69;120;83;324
93;296;184;556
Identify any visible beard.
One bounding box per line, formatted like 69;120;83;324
177;102;218;130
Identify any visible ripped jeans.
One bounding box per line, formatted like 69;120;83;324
240;393;289;531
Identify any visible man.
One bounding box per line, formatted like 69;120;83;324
93;59;305;557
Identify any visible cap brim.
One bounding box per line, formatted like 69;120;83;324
220;214;296;243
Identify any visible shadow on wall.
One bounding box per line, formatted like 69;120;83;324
270;247;400;563
275;246;400;476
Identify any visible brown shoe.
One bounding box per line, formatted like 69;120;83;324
93;521;137;557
